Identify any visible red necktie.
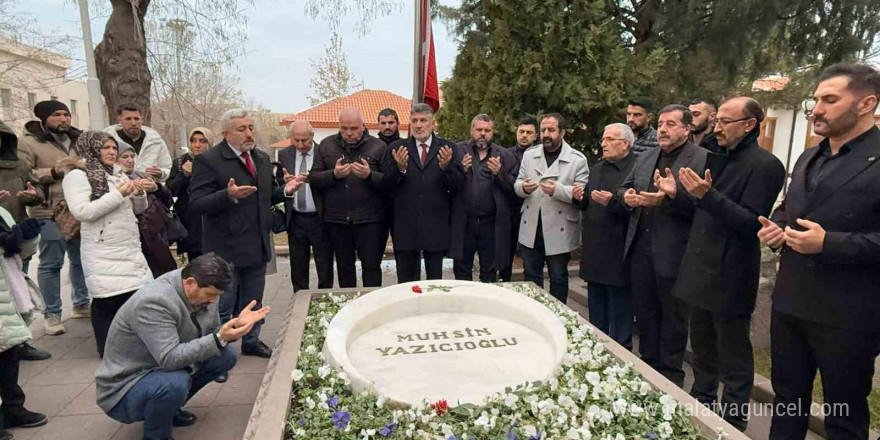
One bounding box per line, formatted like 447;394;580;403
241;151;257;180
420;143;428;165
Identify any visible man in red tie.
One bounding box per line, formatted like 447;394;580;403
386;103;465;282
189;109;303;362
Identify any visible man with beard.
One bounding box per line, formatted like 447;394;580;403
310;108;394;288
377;108;401;145
758;64;880;440
499;115;539;282
689;98;721;153
674;97;786;431
621;104;707;387
450;114;517;282
627;97;659;152
387;103;463;282
515;113;589;303
572;123;637;349
104;104;173;183
18;101;90;337
189;109;304;359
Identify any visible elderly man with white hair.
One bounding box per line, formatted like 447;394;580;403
572;122;637;350
189;109;303;362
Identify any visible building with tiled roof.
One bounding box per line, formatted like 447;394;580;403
270;89;412;149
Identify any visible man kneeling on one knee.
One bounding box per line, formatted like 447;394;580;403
95;253;270;440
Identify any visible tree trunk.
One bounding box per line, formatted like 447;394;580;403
94;0;153;125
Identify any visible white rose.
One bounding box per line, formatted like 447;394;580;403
318;365;332;379
291;369;304;381
585;372;601;386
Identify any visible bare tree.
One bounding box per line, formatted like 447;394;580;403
94;0;253;124
307;32;363;106
304;0;402;36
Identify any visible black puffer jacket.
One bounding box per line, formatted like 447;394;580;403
309;132;394;225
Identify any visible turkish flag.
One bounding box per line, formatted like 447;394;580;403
420;0;440;111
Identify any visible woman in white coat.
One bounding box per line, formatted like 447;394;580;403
62;131;153;357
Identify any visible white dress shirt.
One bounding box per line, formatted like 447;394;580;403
288;149;316;213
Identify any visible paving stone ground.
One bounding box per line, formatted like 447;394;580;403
6;256;823;440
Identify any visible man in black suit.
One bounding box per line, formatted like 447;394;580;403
189;109;303;359
573;122;637;350
449;114;518;282
387;103;464;282
310;108;394;288
277;120;333;292
499;115;539;282
621;104;708;387
759;64;880;440
673;97;786;431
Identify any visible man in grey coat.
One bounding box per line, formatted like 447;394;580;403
96;254;270;440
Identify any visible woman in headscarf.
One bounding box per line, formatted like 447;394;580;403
167;127;212;262
117;143;177;277
61;131;152;357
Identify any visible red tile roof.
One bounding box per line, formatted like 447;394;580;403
752;76;790;92
280;89;412;130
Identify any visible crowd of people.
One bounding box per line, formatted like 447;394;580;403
0;62;876;440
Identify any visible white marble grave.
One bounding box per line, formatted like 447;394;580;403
323;280;568;407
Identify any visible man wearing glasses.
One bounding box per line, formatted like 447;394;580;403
674;96;786;431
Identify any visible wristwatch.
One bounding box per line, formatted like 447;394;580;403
213;331;228;349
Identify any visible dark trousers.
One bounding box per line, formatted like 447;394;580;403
141;236;179;278
106;345;236;440
453;216;497;282
587;282;633;350
499;210;521;282
689;307;753;431
287;212;334;292
327;222;384;288
219;264;267;348
91;291;136;357
769;310;880;440
396;250;444;283
0;346;26;426
630;239;689;387
520;219;570;303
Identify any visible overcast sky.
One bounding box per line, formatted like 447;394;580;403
12;0;460;113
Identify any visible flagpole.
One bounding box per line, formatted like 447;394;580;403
412;0;423;103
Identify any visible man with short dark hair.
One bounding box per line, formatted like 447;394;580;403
450;114;517;282
104;104;173;182
627;97;659;152
310;108;395;288
387;103;463;282
500;115;539;282
18;101;90;336
96;253;270;440
377;108;401;145
759;63;880;440
515;113;589;302
675;96;786;431
688;98;720;153
621;104;707;387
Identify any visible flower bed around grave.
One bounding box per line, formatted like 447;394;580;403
287;283;713;440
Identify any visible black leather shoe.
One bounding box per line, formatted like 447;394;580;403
3;408;48;428
240;341;272;358
17;343;51;361
214;372;228;383
172;409;197;427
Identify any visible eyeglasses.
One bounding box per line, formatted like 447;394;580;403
716;117;754;127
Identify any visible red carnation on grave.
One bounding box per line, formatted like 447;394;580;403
431;399;448;416
412;285;423;294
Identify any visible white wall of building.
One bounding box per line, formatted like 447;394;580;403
0;40;103;135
